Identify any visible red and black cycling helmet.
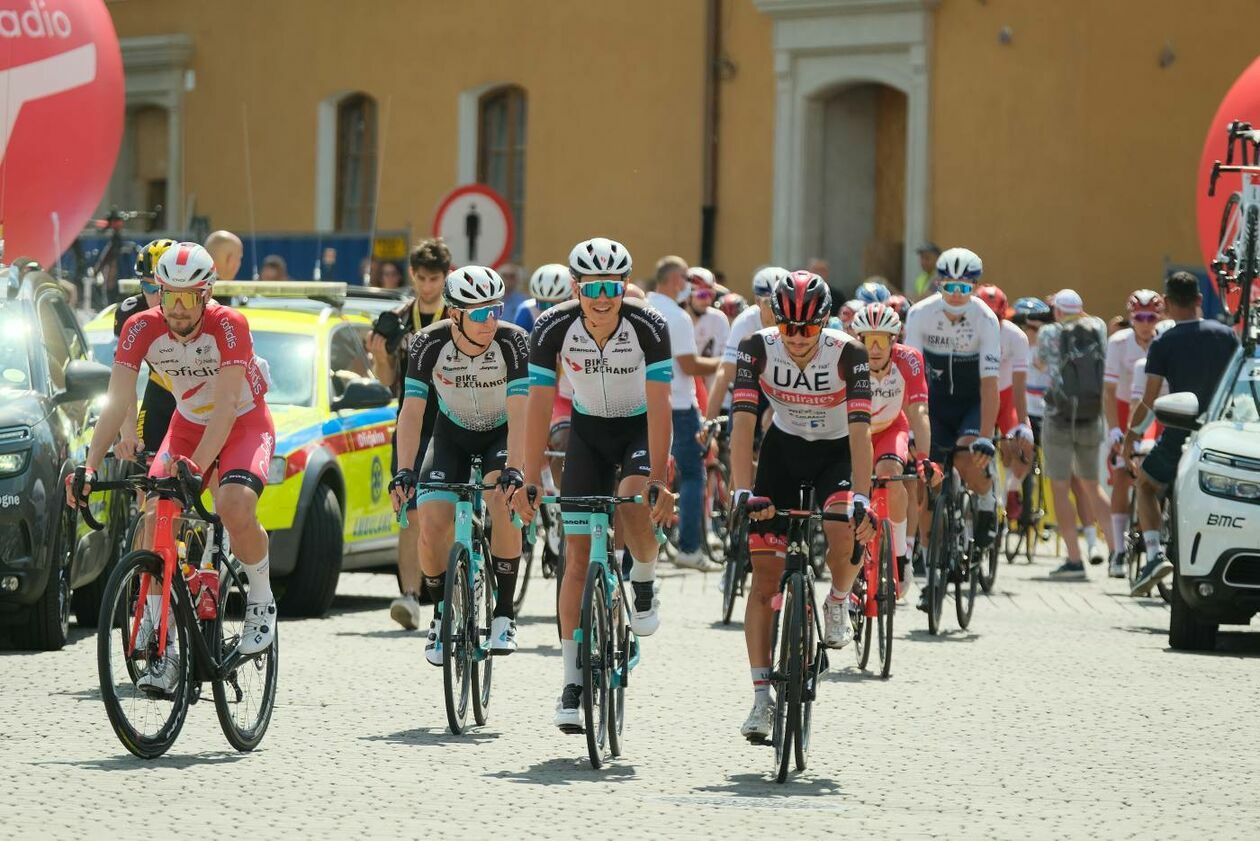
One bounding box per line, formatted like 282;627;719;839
770;270;832;327
1126;288;1163;315
974;284;1009;319
885;294;910;321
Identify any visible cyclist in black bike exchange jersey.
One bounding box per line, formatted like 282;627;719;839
389;266;531;661
514;236;676;733
729;270;876;742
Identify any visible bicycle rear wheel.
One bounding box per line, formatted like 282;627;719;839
213;555;279;751
853;554;871;670
513;531;533;617
955;548;979;630
925;495;950;635
795;575;817;772
580;563;612;769
979;519;1001;594
772;573;803;783
472;556;494;727
721;512;748;625
876;524;895;679
442;546;473;735
1004;524;1023;563
608;578;630;758
98;550;192;759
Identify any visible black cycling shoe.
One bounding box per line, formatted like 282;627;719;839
1130;554;1172;597
973;508;996;549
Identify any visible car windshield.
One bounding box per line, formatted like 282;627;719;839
88;326;314;408
253;331;315;407
1219;350;1260;424
0;304;32;393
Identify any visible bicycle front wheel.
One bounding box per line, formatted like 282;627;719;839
854;556;872;670
979;519;1001;594
513;531;533;617
925;496;950;635
213;556;279;751
580;563;612;769
721;512;748;625
471;556;494;727
773;572;804;783
955;548;979;630
607;578;630;758
442;546;473;735
98;550;192;760
876;524;895;679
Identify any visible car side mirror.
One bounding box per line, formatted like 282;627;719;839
55;359;112;405
331;377;392;412
1153;392;1202;432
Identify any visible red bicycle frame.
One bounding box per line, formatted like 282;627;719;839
858;474;917;617
126;496;185;657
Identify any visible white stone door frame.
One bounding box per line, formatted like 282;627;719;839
756;0;936;283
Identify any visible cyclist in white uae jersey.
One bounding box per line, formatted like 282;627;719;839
903;247;1002;550
74;243;277;695
729;270;875;742
390;266;530;659
512;236;676;734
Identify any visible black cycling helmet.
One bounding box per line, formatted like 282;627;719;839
770;270;832;327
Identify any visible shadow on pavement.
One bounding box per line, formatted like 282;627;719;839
692;772;844;798
905;628;980;643
363;726;500;747
0;626;93;654
824;667;888;684
48;686;103;702
35;751;249;771
484;756;638;785
513;642;561;657
334;629;417;640
285;593;392;623
708;620;744;632
1163;631;1260;658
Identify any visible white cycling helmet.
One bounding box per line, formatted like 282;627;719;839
1154;318;1176;338
569;237;632;278
444;265;505;307
935;247;984;281
851;302;902;335
752;266;789;298
686;266;716;290
154;242;217;290
529;263;573;303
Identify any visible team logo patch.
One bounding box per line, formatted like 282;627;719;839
370;456;384;503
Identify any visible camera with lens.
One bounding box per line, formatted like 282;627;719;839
372;305;413;354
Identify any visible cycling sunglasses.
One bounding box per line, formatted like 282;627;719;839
777;322;822;338
940;280;974;295
1130;311;1159;324
461;302;504;324
140;279;160;295
861;332;892;350
160;289;202;310
578;280;625;299
692;288;716;301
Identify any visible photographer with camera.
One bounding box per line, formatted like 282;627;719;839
368;238;450;630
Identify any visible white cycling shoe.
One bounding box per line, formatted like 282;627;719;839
629;580;660;636
554;684;584;733
425;619;444;666
238;600;277;656
740;698;775;742
490;616;518;655
137;651;181;696
390;594;421;630
823;597;854;649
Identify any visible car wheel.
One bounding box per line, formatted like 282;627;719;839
13;506;73;651
1168;564;1218;651
277;483;343;618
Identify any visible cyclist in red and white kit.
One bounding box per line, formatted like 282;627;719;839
75;243;277;691
849;303;932;596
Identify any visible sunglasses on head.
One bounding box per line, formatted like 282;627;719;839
861;332;892;350
940;281;974;295
140;280;159;295
160;289;202;310
1130;311;1159;324
777;322;822;338
461;302;504;323
578;280;625;299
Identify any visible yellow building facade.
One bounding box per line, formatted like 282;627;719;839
105;0;1260;312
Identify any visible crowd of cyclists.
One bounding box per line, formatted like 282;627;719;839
67;230;1241;747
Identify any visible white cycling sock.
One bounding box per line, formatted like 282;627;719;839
828;586;849;603
242;554;272;603
751;667;771;703
1143;530;1163;561
1006;472;1021;493
629;557;655;583
892;519;907;557
1111;514;1129;555
1083;526;1098;553
561;638;582;687
977;487;997;512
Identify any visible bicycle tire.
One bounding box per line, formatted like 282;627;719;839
513;531;533;617
876;523;895;679
580;563;611;769
553;538;566;641
471;556;494;727
213;556;279;752
607;578;630;758
795;574;817;772
1004;523;1022;563
955;546;979;630
98;550;192;760
925;494;950;635
854;554;872;670
721;512;748;625
979;519;1001;594
442;545;473;735
772;573;802;783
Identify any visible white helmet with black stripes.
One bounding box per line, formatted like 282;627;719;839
443;265;505;307
935;247;984;281
529;263;573;303
568;237;633;278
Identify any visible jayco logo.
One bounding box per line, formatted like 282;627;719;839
0;1;73;39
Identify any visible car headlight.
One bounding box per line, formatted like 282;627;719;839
267;456;288;485
0;450;29;476
1199;469;1260;502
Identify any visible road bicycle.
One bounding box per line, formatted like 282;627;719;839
922;447;981;635
1004;445;1046;564
700;416;732;563
514;448;566;624
399;456;500;735
852;474;916;678
74;460;277;759
1122;448;1173;603
527;487;662;769
719;497;751;625
1208;120;1260;336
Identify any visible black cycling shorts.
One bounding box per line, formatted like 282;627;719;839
137;381;177;453
561;411;651;512
751;425;852;535
416;414;508;504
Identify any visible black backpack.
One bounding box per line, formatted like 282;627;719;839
1052;319;1105;420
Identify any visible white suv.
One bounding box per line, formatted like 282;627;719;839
1157;344;1260;650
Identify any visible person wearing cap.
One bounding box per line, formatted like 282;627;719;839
704;266;785;423
1034;289;1112;579
911;242;941;301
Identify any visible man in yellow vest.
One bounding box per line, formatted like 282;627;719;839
911;242;940;301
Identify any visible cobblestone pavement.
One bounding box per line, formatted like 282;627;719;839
3;544;1258;840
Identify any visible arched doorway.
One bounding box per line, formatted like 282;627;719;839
818;83;907;293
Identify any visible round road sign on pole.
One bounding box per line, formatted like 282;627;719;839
432;184;514;269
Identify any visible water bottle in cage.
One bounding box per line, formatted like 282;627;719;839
195;530;219;620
